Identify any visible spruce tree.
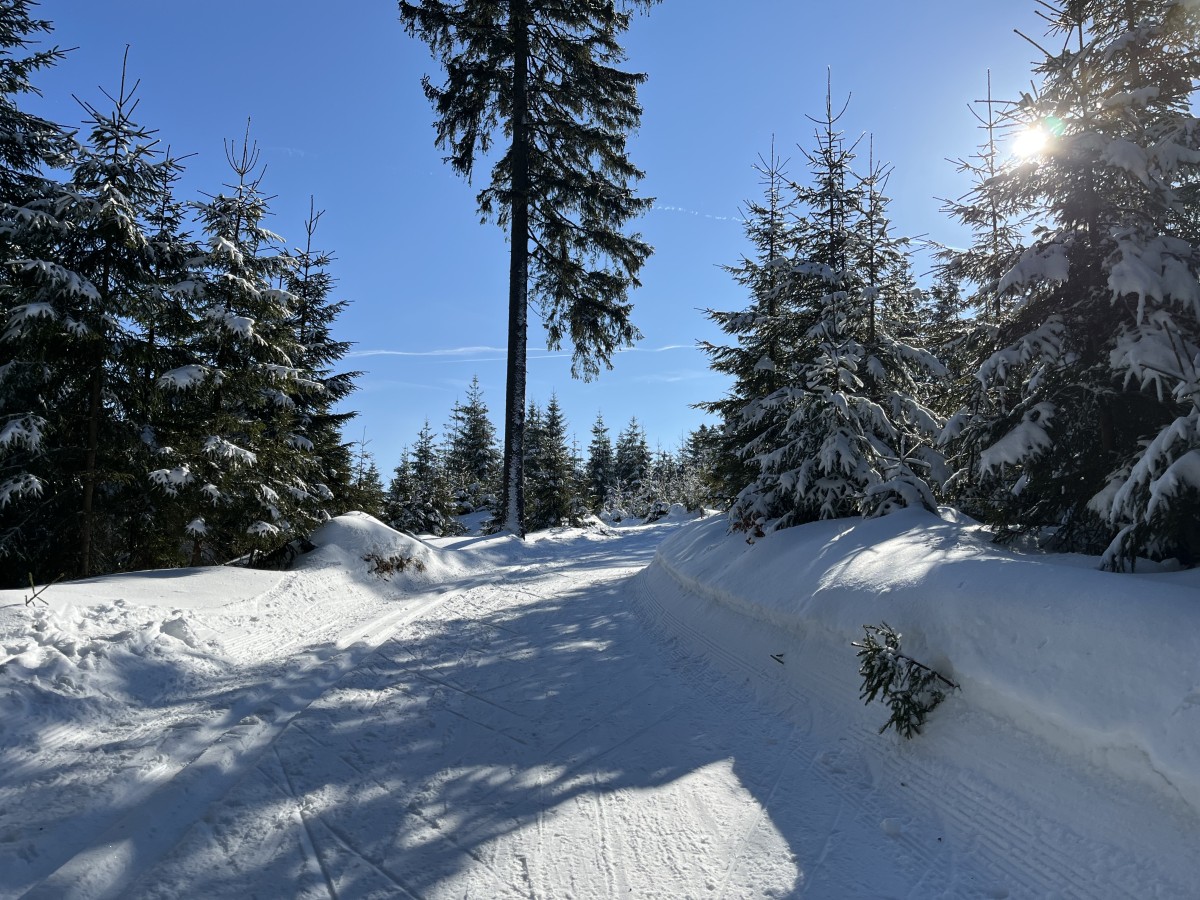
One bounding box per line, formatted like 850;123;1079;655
700;142;800;508
730;89;944;532
614;415;650;512
444;374;501;513
585;412;616;513
398;0;659;537
154;130;318;563
525;394;578;530
949;1;1200;565
1;57;193;579
284;199;359;517
0;7;75;583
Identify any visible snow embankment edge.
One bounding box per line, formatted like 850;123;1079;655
645;509;1200;814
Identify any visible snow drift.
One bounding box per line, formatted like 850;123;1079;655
650;507;1200;813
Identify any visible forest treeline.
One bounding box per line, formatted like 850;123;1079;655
349;375;722;536
0;5;362;585
5;0;1200;585
700;1;1200;571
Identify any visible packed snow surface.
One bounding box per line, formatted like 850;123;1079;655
1;509;1197;898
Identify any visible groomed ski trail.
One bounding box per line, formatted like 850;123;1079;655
14;519;1197;898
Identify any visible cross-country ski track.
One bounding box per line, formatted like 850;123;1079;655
3;511;1198;898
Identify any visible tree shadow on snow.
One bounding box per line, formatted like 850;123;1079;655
6;525;820;898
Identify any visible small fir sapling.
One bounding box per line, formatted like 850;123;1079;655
853;622;958;738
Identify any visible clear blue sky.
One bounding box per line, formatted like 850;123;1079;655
29;0;1047;471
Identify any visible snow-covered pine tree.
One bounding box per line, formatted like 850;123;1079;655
731;88;945;532
525;394;579;530
383;445;413;529
614;415;651;514
520;400;546;528
284;199;359;519
399;0;659;537
444;375;501;514
389;420;460;536
154;130;318;564
0;8;77;584
585;412;615;513
952;0;1200;565
678;423;723;511
700;142;801;509
936;74;1035;522
1;57;195;579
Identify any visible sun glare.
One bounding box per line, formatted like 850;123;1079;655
1012;126;1049;158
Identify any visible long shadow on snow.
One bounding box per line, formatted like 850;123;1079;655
15;523;811;898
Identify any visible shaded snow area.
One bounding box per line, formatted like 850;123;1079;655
1;509;1197;898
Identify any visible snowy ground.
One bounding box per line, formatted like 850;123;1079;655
1;509;1198;898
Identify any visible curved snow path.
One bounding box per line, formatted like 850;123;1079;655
14;521;1197;898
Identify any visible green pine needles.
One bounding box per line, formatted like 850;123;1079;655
853;623;958;739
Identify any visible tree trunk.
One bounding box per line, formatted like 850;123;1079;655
80;365;102;577
498;0;530;538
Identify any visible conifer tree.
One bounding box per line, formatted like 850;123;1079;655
730;89;944;532
153;130;317;563
1;57;191;579
386;422;460;535
0;5;75;582
700;142;799;507
398;0;659;538
679;423;722;510
444;374;501;513
614;415;650;510
284;199;359;516
344;431;386;518
585;411;616;513
949;0;1200;565
525;394;578;530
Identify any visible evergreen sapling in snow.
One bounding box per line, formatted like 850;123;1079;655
854;622;958;739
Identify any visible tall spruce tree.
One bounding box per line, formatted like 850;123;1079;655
0;7;74;583
154;131;318;563
729;89;944;532
949;0;1200;565
700;142;799;508
284;199;359;516
398;0;659;538
1;58;193;579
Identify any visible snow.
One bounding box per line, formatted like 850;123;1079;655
1;510;1197;897
996;242;1069;294
979;401;1056;473
157;365;209;390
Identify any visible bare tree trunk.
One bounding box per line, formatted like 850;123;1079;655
498;0;530;538
80;366;102;576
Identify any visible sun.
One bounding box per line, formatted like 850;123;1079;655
1012;125;1049;158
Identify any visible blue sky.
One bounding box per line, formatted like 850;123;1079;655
29;0;1047;470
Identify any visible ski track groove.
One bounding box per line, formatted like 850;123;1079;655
270;746;340;900
284;719;509;895
713;722;800;900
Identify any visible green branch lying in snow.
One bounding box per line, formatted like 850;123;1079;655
853;622;958;739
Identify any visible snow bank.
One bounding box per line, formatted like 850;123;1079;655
0;514;460;755
303;510;461;585
653;508;1200;812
